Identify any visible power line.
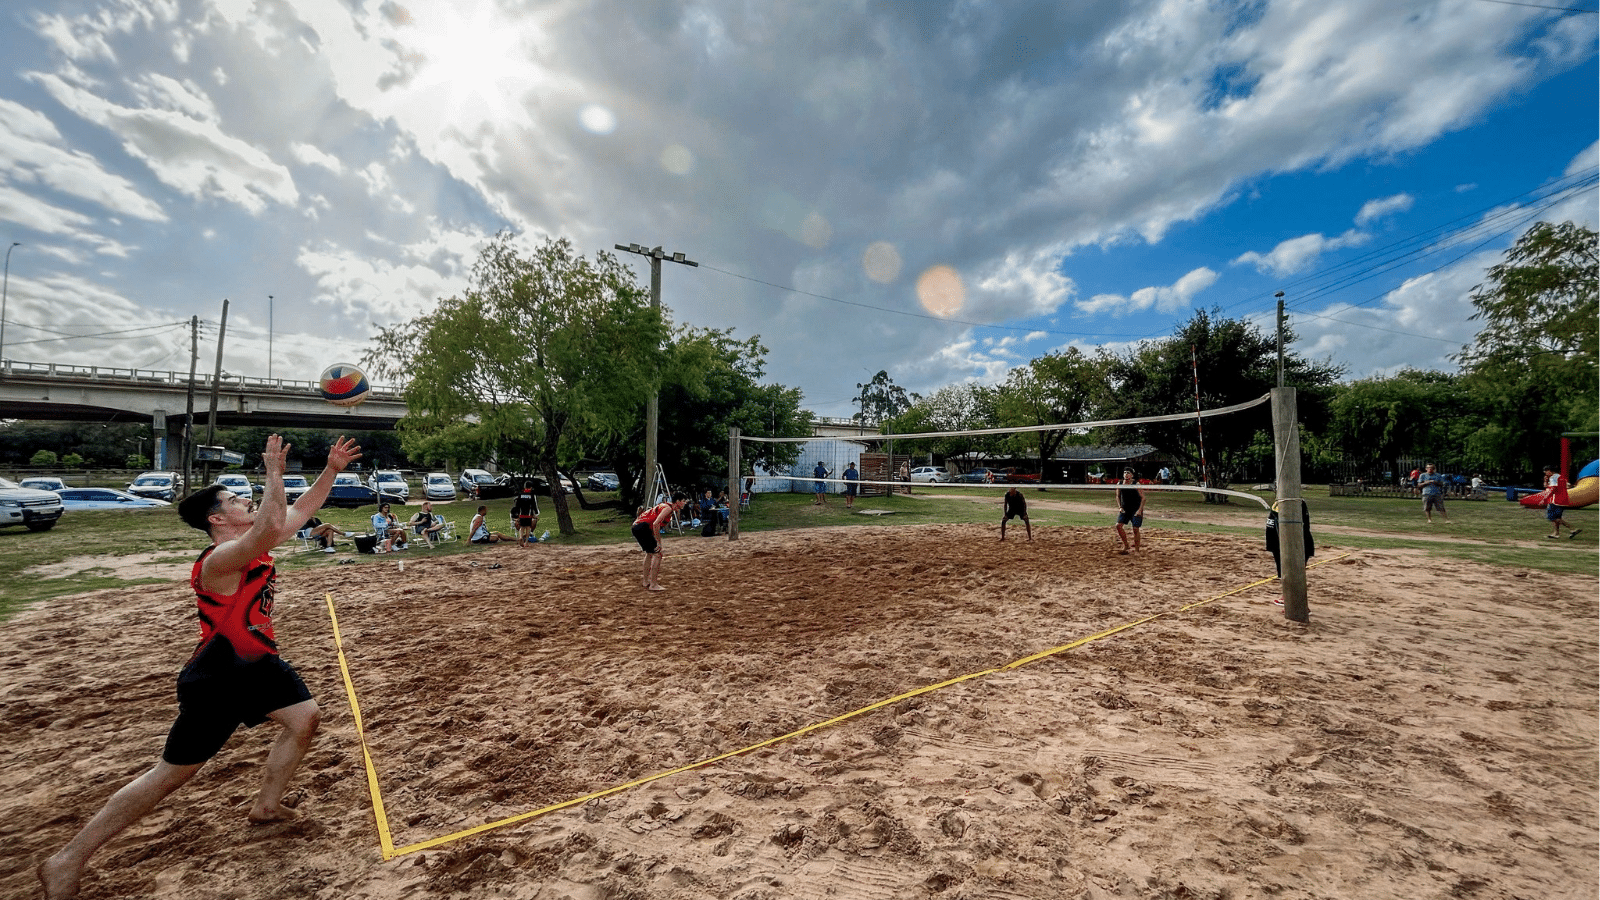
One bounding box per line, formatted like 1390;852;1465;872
1470;0;1598;14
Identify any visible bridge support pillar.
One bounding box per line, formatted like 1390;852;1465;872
152;412;177;470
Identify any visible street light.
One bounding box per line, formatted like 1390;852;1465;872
267;294;274;381
1;242;19;366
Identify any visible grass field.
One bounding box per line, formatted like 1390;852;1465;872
0;482;1591;621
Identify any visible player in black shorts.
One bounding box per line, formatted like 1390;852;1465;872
1001;485;1031;541
38;435;362;900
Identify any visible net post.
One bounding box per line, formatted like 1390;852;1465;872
1272;387;1308;622
727;426;741;541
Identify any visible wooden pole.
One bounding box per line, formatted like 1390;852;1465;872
202;299;229;487
1272;386;1309;622
727;426;740;541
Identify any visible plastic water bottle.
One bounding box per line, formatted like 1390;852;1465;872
541;530;550;542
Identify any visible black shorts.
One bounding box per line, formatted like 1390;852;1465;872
516;516;535;527
163;655;312;766
632;521;660;554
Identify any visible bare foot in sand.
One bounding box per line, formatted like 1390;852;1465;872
647;583;666;592
247;802;298;825
38;854;82;899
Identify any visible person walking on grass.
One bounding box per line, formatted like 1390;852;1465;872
633;492;688;591
37;434;362;900
1418;463;1450;524
1001;485;1031;541
1542;465;1581;540
1114;468;1146;553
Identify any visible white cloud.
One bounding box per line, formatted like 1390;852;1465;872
30;70;298;214
290;141;342;174
1076;266;1218;316
1234;229;1370;277
1355;193;1413;226
973;247;1076;319
0;97;167;222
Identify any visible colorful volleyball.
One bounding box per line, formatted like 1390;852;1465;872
318;363;371;407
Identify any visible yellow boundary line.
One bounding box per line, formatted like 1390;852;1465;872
327;553;1350;859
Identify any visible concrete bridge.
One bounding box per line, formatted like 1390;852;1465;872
0;360;407;468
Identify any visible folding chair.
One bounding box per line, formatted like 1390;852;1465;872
739;491;751;511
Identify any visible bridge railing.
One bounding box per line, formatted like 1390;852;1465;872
0;359;403;398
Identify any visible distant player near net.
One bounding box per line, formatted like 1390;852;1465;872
633;492;688;591
1001;485;1031;541
1114;468;1146;554
38;434;362;900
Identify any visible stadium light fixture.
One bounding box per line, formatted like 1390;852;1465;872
1;242;20;366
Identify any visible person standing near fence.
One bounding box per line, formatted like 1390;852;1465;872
843;462;859;508
812;461;829;506
1418;463;1450;524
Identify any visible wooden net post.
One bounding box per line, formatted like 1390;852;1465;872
727;426;741;541
1272;387;1308;622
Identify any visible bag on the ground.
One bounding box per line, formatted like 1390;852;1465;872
354;533;379;554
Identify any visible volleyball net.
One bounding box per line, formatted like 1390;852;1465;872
729;391;1276;512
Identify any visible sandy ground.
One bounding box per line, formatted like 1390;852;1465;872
2;524;1596;899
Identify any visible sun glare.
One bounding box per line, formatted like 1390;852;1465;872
403;3;542;124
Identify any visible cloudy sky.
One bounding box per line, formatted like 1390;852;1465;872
0;0;1594;419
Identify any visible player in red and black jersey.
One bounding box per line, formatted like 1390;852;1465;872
39;434;362;899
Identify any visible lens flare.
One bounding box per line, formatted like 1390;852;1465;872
800;212;832;248
579;104;617;134
660;144;693;174
863;242;902;283
916;265;965;317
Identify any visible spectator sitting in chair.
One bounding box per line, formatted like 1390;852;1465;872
302;516;349;553
409;501;446;546
370;503;407;551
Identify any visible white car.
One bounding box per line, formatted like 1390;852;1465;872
127;471;184;502
368;470;409;502
909;466;952;483
423;472;456;501
0;477;65;530
214;473;254;497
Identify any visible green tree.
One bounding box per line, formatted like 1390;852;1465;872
1325;370;1475;478
367;233;667;535
1101;308;1343;484
853;370;913;426
29;450;57;467
887;382;1002;468
995;348;1113;480
61;453;84;469
1459;221;1599;473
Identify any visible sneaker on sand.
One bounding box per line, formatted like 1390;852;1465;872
322;546;336;553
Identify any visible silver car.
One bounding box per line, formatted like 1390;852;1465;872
909;466;952;483
423;472;456;501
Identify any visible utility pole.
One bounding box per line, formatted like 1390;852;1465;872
614;242;697;506
183;316;198;491
1275;291;1286;388
267;294;274;381
202;300;229;485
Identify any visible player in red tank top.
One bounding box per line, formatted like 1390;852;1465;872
39;434;362;899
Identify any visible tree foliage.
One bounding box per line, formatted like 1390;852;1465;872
995;348;1113;479
366;233;667;535
1457;221;1599;472
886;382;1001;466
853;370;913;426
1100;309;1343;483
1324;370;1472;476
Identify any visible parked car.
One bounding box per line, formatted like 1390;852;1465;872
0;477;65;531
909;466;951;483
585;472;620;491
459;468;517;500
368;470;410;502
214;473;255;497
423;472;456;501
57;487;171;510
127;471;184;501
957;467;1001;484
323;472;379;508
19;476;67;492
281;474;311;504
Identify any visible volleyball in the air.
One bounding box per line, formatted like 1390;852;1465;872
318;363;371;407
